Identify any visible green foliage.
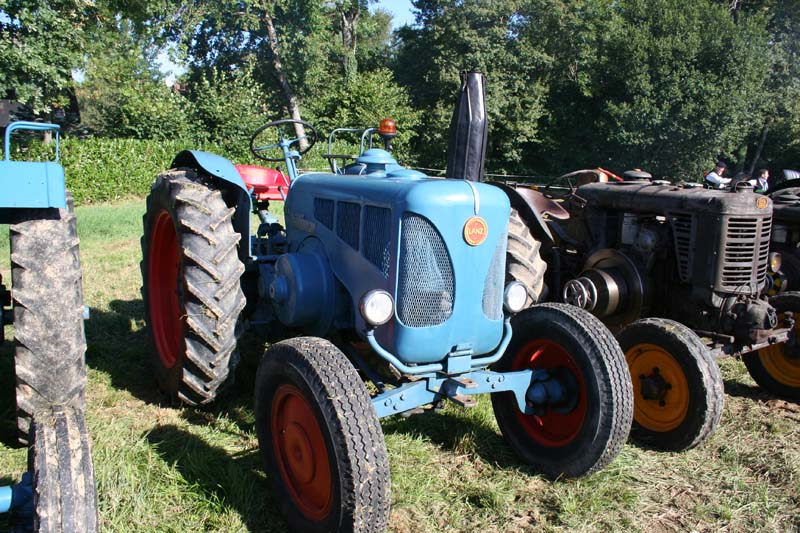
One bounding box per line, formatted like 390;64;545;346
0;0;102;113
306;69;421;158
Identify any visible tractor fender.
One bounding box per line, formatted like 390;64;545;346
172;150;252;260
490;182;567;246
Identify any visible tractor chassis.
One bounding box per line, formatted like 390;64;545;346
702;322;794;359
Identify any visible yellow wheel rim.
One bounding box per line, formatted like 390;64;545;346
757;313;800;387
625;343;690;432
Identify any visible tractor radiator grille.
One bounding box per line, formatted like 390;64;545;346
314;198;334;230
397;213;454;327
363;206;392;278
669;212;693;282
721;217;771;291
482;230;507;320
336;201;361;251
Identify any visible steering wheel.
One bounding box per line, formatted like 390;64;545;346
249;119;317;162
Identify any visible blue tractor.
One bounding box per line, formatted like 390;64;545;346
141;103;633;530
0;122;98;532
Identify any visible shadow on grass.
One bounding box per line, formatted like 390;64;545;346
146;424;285;532
381;408;527;471
723;379;778;401
0;338;22;448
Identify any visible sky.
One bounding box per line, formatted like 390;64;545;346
375;0;416;28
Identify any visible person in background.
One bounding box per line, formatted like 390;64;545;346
705;161;730;189
750;168;769;192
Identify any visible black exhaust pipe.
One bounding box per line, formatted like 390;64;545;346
446;71;488;182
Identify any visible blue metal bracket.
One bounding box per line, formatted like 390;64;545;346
0;472;33;522
0;485;11;513
4;121;60;162
365;318;513;376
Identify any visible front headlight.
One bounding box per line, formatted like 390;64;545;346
769;252;782;273
504;281;528;313
360;290;394;327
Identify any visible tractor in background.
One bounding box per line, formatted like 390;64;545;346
140;72;633;532
499;172;800;452
0;122;98;532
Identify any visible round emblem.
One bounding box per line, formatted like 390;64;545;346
463;216;488;246
756;196;769;209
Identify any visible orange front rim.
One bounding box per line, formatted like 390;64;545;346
757;313;800;387
271;385;333;521
626;343;689;432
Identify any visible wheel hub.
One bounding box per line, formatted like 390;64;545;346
639;367;672;403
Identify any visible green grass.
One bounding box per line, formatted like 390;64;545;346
1;199;799;532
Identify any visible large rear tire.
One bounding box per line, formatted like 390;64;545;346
618;318;724;451
743;292;800;401
29;407;98;532
10;193;86;445
491;304;633;478
141;169;246;405
506;208;547;306
255;337;390;532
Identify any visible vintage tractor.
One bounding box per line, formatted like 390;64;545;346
0;122;98;532
501;174;800;451
140;100;633;529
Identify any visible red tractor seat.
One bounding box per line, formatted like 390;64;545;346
236;164;291;201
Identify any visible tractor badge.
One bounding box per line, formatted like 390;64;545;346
463;216;488;245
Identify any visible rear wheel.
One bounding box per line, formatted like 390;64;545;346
743;292;800;401
255;337;390;532
491;304;633;478
29;407;98;532
141;169;246;405
618;318;724;451
506;208;547;306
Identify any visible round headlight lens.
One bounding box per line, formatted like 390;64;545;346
504;281;528;313
769;252;782;273
360;290;394;326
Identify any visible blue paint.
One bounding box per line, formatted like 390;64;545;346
0;122;66;209
0;486;10;513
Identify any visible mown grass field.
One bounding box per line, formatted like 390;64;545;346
1;198;799;532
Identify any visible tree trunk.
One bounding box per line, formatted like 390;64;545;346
340;3;359;81
748;118;771;176
263;12;308;149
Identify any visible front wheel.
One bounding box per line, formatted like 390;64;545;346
29;407;98;532
254;337;390;532
618;318;724;451
491;304;633;478
743;292;800;401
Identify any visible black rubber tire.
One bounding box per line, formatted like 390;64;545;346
743;292;800;401
506;208;547;306
141;169;246;405
10;192;86;445
491;304;633;478
617;318;724;451
254;337;390;532
29;407;98;532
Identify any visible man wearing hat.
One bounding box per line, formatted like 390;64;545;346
705;161;730;189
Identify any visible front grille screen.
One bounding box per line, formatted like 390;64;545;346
482;230;507;320
314;198;334;229
721;217;770;291
397;214;454;327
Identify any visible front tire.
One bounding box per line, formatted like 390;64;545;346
618;318;724;451
254;337;390;532
141;169;246;405
743;292;800;401
10;192;86;445
29;407;98;532
492;304;633;478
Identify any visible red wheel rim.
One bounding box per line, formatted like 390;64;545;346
512;340;587;447
148;211;184;369
271;384;333;521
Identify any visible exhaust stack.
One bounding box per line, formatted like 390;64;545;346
446;71;488;182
